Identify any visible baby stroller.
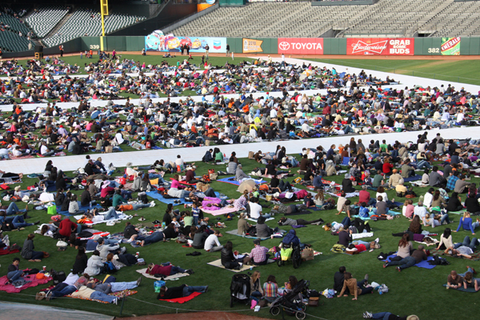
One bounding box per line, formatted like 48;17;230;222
277;243;303;269
230;273;251;307
269;279;309;320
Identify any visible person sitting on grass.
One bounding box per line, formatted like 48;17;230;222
158;284;208;299
263;275;280;303
454;212;479;235
244;239;270;266
6;257;25;285
336;272;373;301
21;234;47;262
383;245;427;271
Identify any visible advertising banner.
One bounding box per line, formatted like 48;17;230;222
347;38;414;55
277;38;323;55
145;30;226;53
242;38;263;53
441;37;460;55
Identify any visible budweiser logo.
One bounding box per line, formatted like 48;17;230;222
351;40;388;54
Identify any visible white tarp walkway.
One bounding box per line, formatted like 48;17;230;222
2;126;479;175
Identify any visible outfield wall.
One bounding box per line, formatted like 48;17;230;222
3;36;480;58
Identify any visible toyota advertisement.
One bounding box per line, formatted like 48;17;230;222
347;38;415;55
277;38;324;55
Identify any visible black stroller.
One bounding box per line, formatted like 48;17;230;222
230;273;251;307
269;279;309;320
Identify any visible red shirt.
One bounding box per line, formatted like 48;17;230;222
358;190;371;204
59;218;77;237
382;163;393;174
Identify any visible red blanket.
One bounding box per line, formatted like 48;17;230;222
0;274;51;293
158;291;202;303
0;247;20;256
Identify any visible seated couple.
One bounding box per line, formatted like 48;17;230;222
221;239;270;270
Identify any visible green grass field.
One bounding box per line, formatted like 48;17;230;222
311;59;480;85
1;155;479;320
1;54;479;319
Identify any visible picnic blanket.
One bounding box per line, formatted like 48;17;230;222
146;191;223;206
352;232;374;240
136;268;189;281
226;229;277;240
442;284;478;292
217;176;266;186
0;247;20;255
246;217;274;223
327;191;360;198
72;212;132;226
56;201;103;216
207;255;274;272
159;291;202;303
352;210;401;221
384;254;437;269
67;289;137;304
201;206;238;217
169;178;196;186
0;273;51;293
402;175;422;182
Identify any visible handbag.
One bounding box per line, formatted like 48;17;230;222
301;247;315;261
47;205;57;215
308;297;319;307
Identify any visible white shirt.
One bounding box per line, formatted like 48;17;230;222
40;145;49;155
204;234;221;251
413;206;428;219
424;192;433;208
249;202;262;219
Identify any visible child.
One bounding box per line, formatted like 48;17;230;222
191;203;200;226
359;202;370;218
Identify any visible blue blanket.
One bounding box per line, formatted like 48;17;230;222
403;175;422;182
146;191;223;206
56;201;102;216
385;254;436;269
217;176;266;186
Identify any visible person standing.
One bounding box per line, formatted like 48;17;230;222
59;45;64;57
205;44;209;60
226;44;230;57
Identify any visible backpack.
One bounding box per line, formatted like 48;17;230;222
138;192;148;204
331;244;345;253
51;269;66;285
103;261;117;273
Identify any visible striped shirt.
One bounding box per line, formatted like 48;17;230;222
263;281;278;299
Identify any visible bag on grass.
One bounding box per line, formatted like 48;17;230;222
301;247;315;261
154;280;166;293
47;205;57;215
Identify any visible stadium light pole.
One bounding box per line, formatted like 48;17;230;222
100;0;109;51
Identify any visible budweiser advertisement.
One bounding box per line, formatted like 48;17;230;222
347;38;414;55
277;38;324;55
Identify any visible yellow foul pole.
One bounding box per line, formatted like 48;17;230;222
100;0;109;51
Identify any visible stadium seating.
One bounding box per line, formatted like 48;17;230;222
0;29;30;52
172;0;480;38
42;8;146;47
25;7;69;38
0;11;31;35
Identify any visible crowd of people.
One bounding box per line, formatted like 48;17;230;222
1;52;480;317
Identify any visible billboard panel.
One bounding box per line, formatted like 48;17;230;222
441;37;461;55
347;38;414;55
277;38;323;55
242;38;263;53
145;31;226;53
